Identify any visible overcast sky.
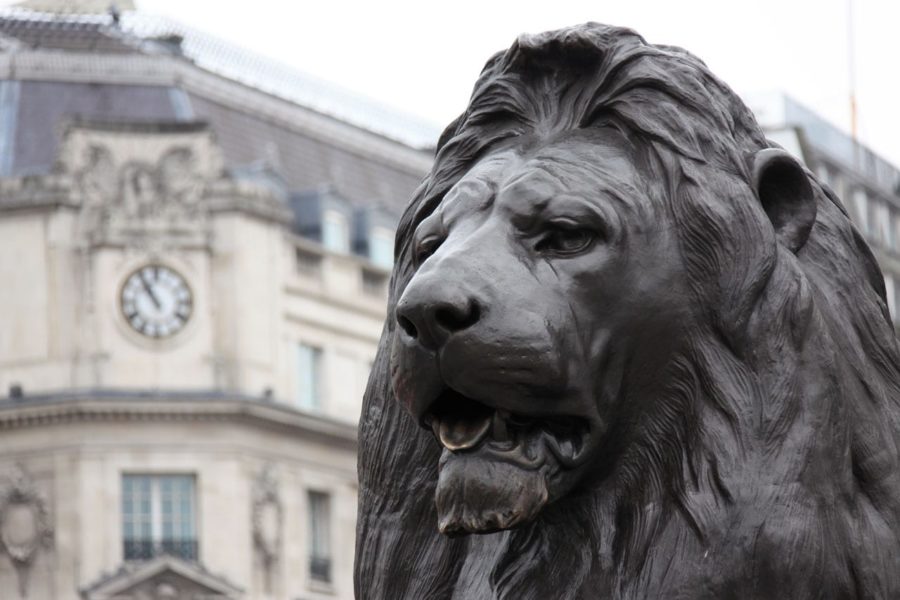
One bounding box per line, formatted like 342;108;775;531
6;0;900;168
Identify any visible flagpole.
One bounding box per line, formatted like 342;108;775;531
847;0;859;167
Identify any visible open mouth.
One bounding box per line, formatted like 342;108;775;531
422;388;592;468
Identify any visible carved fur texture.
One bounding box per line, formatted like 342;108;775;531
355;23;900;599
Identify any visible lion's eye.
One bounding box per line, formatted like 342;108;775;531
535;226;596;256
414;236;443;266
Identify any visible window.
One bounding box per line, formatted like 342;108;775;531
322;211;350;253
122;475;197;561
875;202;893;249
369;226;395;268
296;343;322;410
893;214;900;253
361;267;388;297
308;491;332;583
295;246;323;277
815;163;831;187
886;273;898;321
829;172;845;201
853;188;869;235
895;278;900;327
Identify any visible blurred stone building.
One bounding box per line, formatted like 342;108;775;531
0;3;434;599
1;3;898;600
746;92;900;323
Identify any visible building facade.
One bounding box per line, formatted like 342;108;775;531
746;92;900;323
3;7;898;600
0;5;433;599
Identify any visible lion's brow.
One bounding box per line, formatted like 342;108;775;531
438;178;497;226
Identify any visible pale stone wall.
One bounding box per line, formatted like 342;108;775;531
0;212;51;371
0;123;388;410
0;121;397;599
0;410;357;599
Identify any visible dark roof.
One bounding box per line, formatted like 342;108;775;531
7;80;190;176
0;8;442;149
0;79;422;211
0;10;430;213
189;94;423;212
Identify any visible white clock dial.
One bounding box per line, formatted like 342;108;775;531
120;265;193;338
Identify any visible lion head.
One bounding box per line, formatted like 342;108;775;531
357;23;900;599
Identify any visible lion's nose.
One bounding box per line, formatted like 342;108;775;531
396;282;481;350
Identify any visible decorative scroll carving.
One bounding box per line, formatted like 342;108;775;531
251;464;282;571
76;144;207;224
0;465;53;598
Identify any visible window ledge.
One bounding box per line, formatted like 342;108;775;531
308;579;335;595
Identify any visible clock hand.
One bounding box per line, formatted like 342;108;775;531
139;271;162;309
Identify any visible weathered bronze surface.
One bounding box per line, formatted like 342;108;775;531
356;23;900;599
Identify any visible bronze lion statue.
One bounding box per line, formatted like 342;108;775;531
355;23;900;599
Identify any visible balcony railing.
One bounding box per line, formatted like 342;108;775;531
124;539;198;561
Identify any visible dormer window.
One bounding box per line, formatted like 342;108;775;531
322;211;350;253
369;226;394;268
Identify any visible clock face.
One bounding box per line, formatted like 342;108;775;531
120;265;193;338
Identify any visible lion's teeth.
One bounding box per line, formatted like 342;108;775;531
492;411;509;441
437;413;492;451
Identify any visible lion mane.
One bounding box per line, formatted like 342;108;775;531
356;23;900;599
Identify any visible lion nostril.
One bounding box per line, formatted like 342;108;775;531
397;287;481;349
435;302;480;333
398;315;419;339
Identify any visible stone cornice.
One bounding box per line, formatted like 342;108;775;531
205;179;293;225
0;173;79;211
0;171;294;227
0;394;358;448
0;49;434;177
81;555;242;600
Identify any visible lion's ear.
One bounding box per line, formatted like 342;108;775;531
751;148;817;253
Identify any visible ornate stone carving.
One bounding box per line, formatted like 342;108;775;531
0;465;53;598
0;122;291;253
118;160;162;218
75;143;210;247
78;144;117;207
159;147;204;209
251;464;282;570
58;122;220;251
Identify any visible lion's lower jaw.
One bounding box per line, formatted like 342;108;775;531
435;447;551;536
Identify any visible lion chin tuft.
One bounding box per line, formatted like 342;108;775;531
435;447;550;535
425;390;593;535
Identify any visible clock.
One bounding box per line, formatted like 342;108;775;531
120;264;193;338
